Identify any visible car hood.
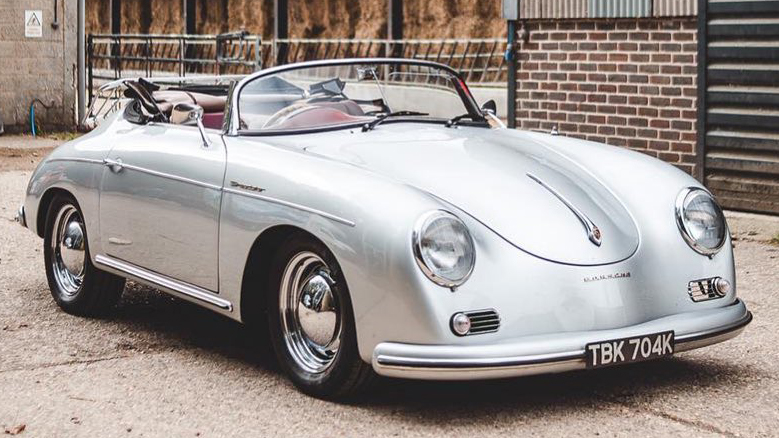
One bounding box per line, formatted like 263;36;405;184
292;124;639;266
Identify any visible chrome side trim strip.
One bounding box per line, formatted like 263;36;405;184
48;158;355;226
527;173;602;246
102;159;223;191
223;187;356;227
49;157;105;165
94;254;233;311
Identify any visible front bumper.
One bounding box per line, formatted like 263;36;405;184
15;205;26;228
372;299;752;380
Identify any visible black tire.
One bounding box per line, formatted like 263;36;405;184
267;233;375;400
43;193;125;317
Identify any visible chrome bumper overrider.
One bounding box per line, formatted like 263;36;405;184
372;300;752;380
15;205;26;228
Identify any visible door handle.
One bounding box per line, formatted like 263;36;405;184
103;158;124;173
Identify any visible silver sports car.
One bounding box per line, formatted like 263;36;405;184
17;59;751;399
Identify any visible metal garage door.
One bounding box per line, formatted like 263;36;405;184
701;0;779;214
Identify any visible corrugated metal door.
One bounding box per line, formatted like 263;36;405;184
701;0;779;214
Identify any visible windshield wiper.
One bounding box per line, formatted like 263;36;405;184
445;112;485;127
361;111;429;132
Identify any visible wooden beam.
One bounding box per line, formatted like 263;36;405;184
110;0;121;34
388;0;403;40
274;0;288;64
388;0;402;57
183;0;196;34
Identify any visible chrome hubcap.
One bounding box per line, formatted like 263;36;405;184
51;205;85;297
280;251;342;374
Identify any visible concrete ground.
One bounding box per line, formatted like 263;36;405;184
1;141;778;437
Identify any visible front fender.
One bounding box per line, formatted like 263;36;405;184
218;136;461;362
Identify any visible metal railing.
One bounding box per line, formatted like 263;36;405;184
87;32;507;105
275;38;507;85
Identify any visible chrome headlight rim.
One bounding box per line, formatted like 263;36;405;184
412;210;476;289
675;187;727;256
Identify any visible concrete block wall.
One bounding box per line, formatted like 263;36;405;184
515;18;699;176
0;0;78;132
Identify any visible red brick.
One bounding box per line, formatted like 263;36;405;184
659;152;681;162
660;43;682;52
549;52;567;61
608;95;628;104
608;137;628;147
638;107;659;117
638;129;659;139
660;130;681;141
671;142;694;153
608;116;627;125
651;32;672;41
650;119;670;129
649;140;670;151
512;16;697;177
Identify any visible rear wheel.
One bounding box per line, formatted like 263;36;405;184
267;233;375;399
43;194;125;316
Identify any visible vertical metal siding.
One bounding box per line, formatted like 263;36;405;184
702;0;779;215
520;0;588;19
588;0;651;17
653;0;697;16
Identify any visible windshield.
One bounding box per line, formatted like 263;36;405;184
237;61;478;133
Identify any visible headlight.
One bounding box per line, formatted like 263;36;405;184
413;211;475;288
675;187;727;256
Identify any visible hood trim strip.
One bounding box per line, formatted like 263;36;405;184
527;173;602;247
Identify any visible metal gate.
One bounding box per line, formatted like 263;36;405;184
86;33;507;106
700;0;779;214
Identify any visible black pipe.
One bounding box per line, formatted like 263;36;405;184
506;20;517;129
52;0;59;29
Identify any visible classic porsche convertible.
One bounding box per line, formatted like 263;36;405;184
17;59;751;399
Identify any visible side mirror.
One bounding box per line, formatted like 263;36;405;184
171;103;212;148
171;102;203;126
481;99;497;115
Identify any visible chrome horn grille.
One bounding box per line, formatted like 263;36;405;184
688;277;727;302
464;309;501;335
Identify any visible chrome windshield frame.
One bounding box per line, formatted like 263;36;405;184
225;58;484;136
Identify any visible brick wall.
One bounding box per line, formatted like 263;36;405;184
0;0;78;132
515;18;698;176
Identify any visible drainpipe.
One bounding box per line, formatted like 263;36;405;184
506;20;517;129
52;0;60;29
77;0;86;126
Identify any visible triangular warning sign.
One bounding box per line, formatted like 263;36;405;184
27;12;40;26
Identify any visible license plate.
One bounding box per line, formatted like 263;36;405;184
586;331;674;369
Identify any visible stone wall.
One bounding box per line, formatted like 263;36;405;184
0;0;78;132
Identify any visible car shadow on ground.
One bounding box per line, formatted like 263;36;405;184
106;281;756;413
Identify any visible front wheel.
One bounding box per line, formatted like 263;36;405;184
267;233;375;399
43;194;125;316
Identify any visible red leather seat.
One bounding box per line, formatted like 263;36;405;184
202;112;224;130
272;106;366;130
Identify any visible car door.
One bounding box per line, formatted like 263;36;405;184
99;122;225;292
